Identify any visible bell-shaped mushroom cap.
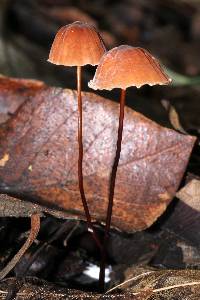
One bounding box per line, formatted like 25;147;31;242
88;45;172;90
48;21;106;66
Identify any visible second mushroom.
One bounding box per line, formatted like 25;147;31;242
89;45;171;284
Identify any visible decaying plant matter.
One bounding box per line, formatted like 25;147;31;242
0;75;196;290
0;213;40;280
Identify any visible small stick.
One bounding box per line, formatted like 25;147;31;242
0;213;40;280
17;221;80;277
106;271;155;294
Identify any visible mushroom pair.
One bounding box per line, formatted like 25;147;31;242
48;21;171;289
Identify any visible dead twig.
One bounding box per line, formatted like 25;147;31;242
0;213;40;280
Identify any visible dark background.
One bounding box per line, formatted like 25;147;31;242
1;0;200;129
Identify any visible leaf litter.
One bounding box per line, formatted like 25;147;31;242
0;0;200;297
0;75;198;299
0;76;196;232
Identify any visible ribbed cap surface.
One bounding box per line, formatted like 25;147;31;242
48;21;106;66
89;45;171;90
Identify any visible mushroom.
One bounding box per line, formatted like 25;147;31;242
89;45;172;284
48;21;106;249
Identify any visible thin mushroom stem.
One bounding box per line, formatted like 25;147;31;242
105;88;126;238
77;66;102;251
99;88;126;291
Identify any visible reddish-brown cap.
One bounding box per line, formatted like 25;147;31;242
88;45;172;90
48;21;106;66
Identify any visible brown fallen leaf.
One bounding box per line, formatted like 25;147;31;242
0;278;152;300
0;76;46;125
176;179;200;206
2;268;200;300
161;99;187;134
0;76;196;232
108;267;200;300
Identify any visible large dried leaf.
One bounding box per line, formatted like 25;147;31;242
0;77;196;232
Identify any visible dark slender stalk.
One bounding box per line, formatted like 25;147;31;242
99;88;126;291
77;66;102;251
104;88;126;238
